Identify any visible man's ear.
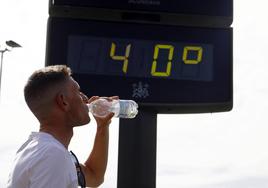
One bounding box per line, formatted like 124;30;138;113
56;92;70;111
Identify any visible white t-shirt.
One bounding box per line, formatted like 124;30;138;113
7;132;78;188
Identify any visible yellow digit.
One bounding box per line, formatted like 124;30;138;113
183;46;203;64
110;43;131;74
151;44;174;77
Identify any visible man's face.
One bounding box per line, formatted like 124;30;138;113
65;77;90;127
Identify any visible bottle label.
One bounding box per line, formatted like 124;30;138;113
119;100;129;118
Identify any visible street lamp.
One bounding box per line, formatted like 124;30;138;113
0;40;22;99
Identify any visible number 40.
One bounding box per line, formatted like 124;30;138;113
110;43;203;77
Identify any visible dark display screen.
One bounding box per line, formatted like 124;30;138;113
45;17;232;113
68;36;213;81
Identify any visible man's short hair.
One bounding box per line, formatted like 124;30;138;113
24;65;72;114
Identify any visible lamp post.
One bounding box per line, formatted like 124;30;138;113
0;40;22;99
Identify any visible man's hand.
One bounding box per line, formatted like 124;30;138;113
88;96;119;127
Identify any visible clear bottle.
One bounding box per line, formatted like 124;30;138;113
87;99;138;118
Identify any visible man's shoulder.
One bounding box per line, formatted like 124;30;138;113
32;138;69;163
7;133;77;188
17;132;69;165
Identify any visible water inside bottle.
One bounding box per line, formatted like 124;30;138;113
118;100;138;118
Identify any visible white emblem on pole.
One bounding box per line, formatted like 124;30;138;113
132;82;149;98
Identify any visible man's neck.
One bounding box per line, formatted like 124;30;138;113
39;124;73;149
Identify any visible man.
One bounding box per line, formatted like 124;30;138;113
7;65;117;187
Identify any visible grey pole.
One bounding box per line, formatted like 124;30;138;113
0;49;8;99
0;40;22;100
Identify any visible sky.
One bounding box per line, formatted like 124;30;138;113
1;0;268;188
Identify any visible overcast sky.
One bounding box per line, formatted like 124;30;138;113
1;0;268;188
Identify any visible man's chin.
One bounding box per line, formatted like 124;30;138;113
82;116;91;125
75;117;91;127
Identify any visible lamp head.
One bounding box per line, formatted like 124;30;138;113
6;40;22;48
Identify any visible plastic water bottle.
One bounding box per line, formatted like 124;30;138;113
87;99;138;118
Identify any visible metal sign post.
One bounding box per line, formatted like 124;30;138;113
117;109;157;188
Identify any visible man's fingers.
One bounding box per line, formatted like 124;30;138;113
88;96;99;103
110;96;119;100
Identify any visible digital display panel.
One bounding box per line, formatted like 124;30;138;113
68;36;213;81
45;17;232;113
